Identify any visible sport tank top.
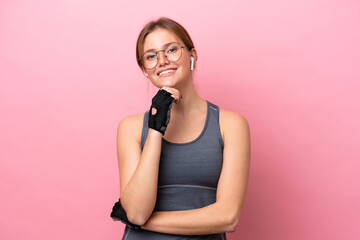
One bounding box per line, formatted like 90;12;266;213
122;100;226;240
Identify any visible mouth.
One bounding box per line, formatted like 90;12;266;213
158;68;177;77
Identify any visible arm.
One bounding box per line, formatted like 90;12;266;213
117;88;181;226
117;114;163;225
141;111;251;235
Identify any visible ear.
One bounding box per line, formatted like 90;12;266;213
190;48;198;66
141;67;147;76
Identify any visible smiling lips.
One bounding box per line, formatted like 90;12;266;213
158;68;177;76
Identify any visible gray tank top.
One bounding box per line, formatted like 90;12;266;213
122;100;226;240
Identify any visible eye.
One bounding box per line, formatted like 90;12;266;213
167;46;179;54
145;53;156;61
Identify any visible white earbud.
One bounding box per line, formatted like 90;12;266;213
190;56;194;71
145;73;149;78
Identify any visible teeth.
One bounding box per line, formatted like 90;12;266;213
159;69;176;76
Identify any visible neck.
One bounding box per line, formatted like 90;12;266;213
170;77;205;117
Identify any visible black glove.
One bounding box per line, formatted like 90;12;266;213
110;199;141;230
148;89;175;135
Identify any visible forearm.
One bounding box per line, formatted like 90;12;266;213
141;202;236;235
121;129;162;224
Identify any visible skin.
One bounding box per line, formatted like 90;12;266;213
114;28;251;235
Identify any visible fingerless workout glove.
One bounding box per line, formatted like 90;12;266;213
110;199;141;230
148;89;175;135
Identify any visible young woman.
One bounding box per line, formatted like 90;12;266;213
111;17;251;240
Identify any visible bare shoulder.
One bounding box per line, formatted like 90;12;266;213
117;112;146;144
219;107;250;144
219;108;249;127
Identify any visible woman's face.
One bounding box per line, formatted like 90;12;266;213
142;28;193;89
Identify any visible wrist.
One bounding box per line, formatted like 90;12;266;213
148;128;164;137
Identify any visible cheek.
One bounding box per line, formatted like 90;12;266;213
149;69;157;76
179;57;190;70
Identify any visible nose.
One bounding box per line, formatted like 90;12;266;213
157;50;169;66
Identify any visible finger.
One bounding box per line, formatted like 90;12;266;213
161;86;179;96
162;87;182;103
161;87;180;104
173;92;181;104
173;93;181;104
167;87;181;98
172;95;179;104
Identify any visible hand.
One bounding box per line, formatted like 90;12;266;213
148;88;177;135
160;86;182;104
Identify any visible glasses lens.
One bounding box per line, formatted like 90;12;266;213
141;43;183;69
165;44;182;62
142;52;157;69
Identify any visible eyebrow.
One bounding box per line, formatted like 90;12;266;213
143;42;179;54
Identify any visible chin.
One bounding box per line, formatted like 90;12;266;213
161;78;178;87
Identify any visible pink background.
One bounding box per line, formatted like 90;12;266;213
1;0;359;239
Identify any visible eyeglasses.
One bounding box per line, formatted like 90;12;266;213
138;43;189;70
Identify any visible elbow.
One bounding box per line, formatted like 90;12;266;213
227;217;239;232
127;213;149;226
125;206;152;226
225;214;239;233
120;198;154;226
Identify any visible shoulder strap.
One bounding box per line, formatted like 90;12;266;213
207;101;220;124
141;111;149;150
206;100;224;150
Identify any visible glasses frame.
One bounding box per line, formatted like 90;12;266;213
138;43;190;70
